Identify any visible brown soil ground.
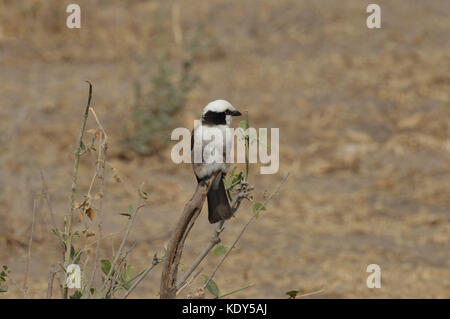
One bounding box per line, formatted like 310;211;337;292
0;0;449;298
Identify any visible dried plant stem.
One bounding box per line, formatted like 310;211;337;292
23;196;39;295
46;265;57;299
40;171;64;248
63;81;93;299
87;107;108;291
171;0;183;47
204;173;289;289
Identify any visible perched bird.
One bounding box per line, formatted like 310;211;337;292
191;100;242;223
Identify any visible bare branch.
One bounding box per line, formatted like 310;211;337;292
176;221;224;291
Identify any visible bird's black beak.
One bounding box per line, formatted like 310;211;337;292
231;110;242;116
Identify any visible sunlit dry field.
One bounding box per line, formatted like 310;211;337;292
0;0;449;298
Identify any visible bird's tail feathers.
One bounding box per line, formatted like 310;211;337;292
207;172;233;224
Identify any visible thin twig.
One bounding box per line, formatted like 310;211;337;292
106;242;137;298
40;171;62;242
7;274;27;298
23;196;39;295
72;229;125;264
218;284;253;299
297;288;326;298
204;173;289;288
46;265;58;299
100;202;144;293
122;254;163;299
177;267;203;296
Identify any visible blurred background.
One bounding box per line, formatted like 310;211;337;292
0;0;449;298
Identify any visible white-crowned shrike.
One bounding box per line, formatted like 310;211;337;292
191;100;242;223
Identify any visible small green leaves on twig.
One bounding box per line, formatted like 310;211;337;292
101;259;112;278
212;245;227;256
252;202;266;219
202;274;219;298
223;166;244;193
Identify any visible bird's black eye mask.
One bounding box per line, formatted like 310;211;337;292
202;111;227;125
202;110;242;125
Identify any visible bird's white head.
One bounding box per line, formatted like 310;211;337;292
201;100;242;126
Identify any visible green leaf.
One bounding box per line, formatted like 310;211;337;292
101;259;112;275
252;202;266;219
128;205;134;214
286;290;299;299
121;264;134;283
212;245;227;256
202;275;219;298
0;286;8;293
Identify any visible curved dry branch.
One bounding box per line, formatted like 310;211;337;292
159;172;219;299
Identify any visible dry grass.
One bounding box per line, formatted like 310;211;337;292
0;0;449;298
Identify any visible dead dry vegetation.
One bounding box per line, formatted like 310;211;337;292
0;0;449;298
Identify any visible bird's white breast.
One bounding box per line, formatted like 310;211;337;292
193;124;231;179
